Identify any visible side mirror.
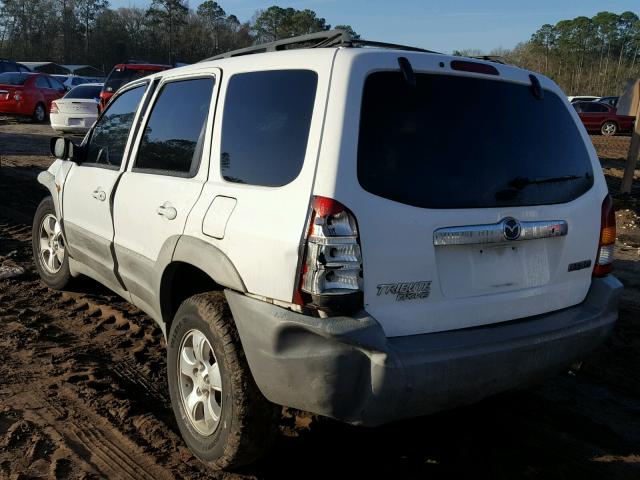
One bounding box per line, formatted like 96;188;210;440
50;137;78;161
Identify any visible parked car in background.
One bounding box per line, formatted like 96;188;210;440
568;95;600;103
50;83;103;134
99;63;172;111
51;74;91;90
572;100;634;136
0;59;30;73
598;96;619;108
0;72;65;122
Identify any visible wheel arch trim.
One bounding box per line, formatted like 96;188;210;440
156;235;247;329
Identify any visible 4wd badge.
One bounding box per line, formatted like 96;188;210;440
377;281;432;302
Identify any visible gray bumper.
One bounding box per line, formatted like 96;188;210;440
226;276;622;427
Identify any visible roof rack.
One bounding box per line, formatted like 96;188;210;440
200;29;440;62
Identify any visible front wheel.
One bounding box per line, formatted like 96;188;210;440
601;121;618;136
167;292;280;470
32;196;71;289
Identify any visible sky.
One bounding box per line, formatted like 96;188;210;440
109;0;640;53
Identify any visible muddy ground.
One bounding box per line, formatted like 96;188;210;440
0;120;639;480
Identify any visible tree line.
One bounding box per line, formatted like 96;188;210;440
457;11;640;96
0;1;638;97
0;1;357;73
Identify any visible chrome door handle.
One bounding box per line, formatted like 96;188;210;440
157;202;177;220
92;189;106;201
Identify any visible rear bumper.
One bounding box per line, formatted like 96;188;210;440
0;102;28;116
50;113;97;132
226;276;622;426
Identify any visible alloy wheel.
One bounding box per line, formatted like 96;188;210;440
178;329;223;436
38;213;65;274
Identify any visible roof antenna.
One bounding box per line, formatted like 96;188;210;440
529;74;544;100
398;57;416;88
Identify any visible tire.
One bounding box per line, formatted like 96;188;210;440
32;103;46;123
601;121;617;136
167;292;280;470
32;196;71;290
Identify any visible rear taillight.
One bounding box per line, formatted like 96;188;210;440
13;92;21;101
294;196;363;313
50;101;58;114
593;194;616;277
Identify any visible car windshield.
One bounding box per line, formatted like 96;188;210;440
64;85;103;99
358;71;594;209
104;68;155;93
0;72;30;85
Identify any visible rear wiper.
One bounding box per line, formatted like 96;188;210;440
507;174;585;190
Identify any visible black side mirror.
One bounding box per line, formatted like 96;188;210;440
50;137;79;161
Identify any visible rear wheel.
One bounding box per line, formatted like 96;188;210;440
32;103;46;123
167;292;280;470
601;121;617;136
32;197;70;290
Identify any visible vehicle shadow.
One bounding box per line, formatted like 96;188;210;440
245;379;640;480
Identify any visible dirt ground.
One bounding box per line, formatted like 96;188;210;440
0;120;639;480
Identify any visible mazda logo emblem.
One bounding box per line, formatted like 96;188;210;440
503;217;521;241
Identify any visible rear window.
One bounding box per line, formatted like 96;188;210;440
105;68;157;93
358;72;594;209
64;85;102;99
0;72;30;85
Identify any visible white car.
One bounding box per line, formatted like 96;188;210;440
49;83;102;134
34;31;621;470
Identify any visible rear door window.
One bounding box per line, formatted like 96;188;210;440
583;103;608;113
133;77;214;176
35;76;49;89
358;72;594;209
220;70;318;186
48;77;65;90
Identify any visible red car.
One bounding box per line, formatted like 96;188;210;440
0;72;66;122
572;101;634;136
99;63;172;111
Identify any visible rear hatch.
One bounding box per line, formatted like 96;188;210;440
327;53;603;337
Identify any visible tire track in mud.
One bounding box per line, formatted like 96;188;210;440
0;214;229;479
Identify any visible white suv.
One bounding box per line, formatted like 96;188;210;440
33;31;622;470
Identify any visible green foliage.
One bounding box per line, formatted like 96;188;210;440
334;24;360;40
252;6;329;42
0;0;355;73
504;11;640;95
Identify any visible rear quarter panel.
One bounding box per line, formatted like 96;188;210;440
181;51;337;302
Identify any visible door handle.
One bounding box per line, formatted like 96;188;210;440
157;202;177;220
92;188;106;201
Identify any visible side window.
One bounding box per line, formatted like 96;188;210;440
85;85;146;168
35;76;49;89
133;77;214;176
49;77;65;90
220;70;318;186
583;103;607;113
18;65;30;73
